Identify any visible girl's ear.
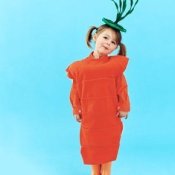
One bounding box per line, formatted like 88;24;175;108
93;33;97;41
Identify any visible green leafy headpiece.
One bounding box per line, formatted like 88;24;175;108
102;0;139;32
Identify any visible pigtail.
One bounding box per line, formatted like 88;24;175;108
118;42;127;56
86;26;98;48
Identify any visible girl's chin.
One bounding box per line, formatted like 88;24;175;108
98;49;109;54
99;51;111;55
95;49;112;56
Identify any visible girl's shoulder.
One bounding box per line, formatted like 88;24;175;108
109;55;129;66
67;56;86;68
109;55;129;73
66;56;87;79
110;55;129;60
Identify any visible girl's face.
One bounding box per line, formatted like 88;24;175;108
93;28;118;56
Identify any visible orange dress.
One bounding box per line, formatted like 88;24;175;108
66;52;130;165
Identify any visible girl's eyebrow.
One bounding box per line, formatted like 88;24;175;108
104;34;116;42
104;34;110;37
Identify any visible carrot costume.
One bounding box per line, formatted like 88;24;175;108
66;52;130;164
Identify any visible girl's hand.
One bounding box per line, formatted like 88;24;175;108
118;111;128;119
73;114;82;122
116;107;128;119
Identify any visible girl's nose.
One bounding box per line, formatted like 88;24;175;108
106;40;110;45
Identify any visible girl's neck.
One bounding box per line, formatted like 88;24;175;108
93;50;107;59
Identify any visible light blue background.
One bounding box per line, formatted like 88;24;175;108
0;0;175;175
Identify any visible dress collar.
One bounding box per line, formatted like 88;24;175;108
88;52;109;61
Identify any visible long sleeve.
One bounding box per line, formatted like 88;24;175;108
116;74;130;112
66;64;81;115
70;79;81;115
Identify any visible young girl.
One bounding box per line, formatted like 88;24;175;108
66;1;138;175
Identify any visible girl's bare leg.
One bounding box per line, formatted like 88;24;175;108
91;164;101;175
100;161;112;175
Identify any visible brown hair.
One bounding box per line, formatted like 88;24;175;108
86;24;126;56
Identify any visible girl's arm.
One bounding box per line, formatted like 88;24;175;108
66;64;82;122
116;74;130;118
70;79;82;116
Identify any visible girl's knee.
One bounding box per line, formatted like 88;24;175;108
91;170;101;175
91;164;101;175
101;162;112;175
91;173;101;175
101;170;111;175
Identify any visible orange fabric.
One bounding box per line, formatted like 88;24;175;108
116;74;130;111
70;79;81;114
66;53;130;164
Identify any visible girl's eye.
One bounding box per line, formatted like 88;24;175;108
103;36;108;39
111;41;116;45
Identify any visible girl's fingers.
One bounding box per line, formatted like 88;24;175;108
118;115;125;118
76;117;82;122
117;112;128;119
74;114;82;122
